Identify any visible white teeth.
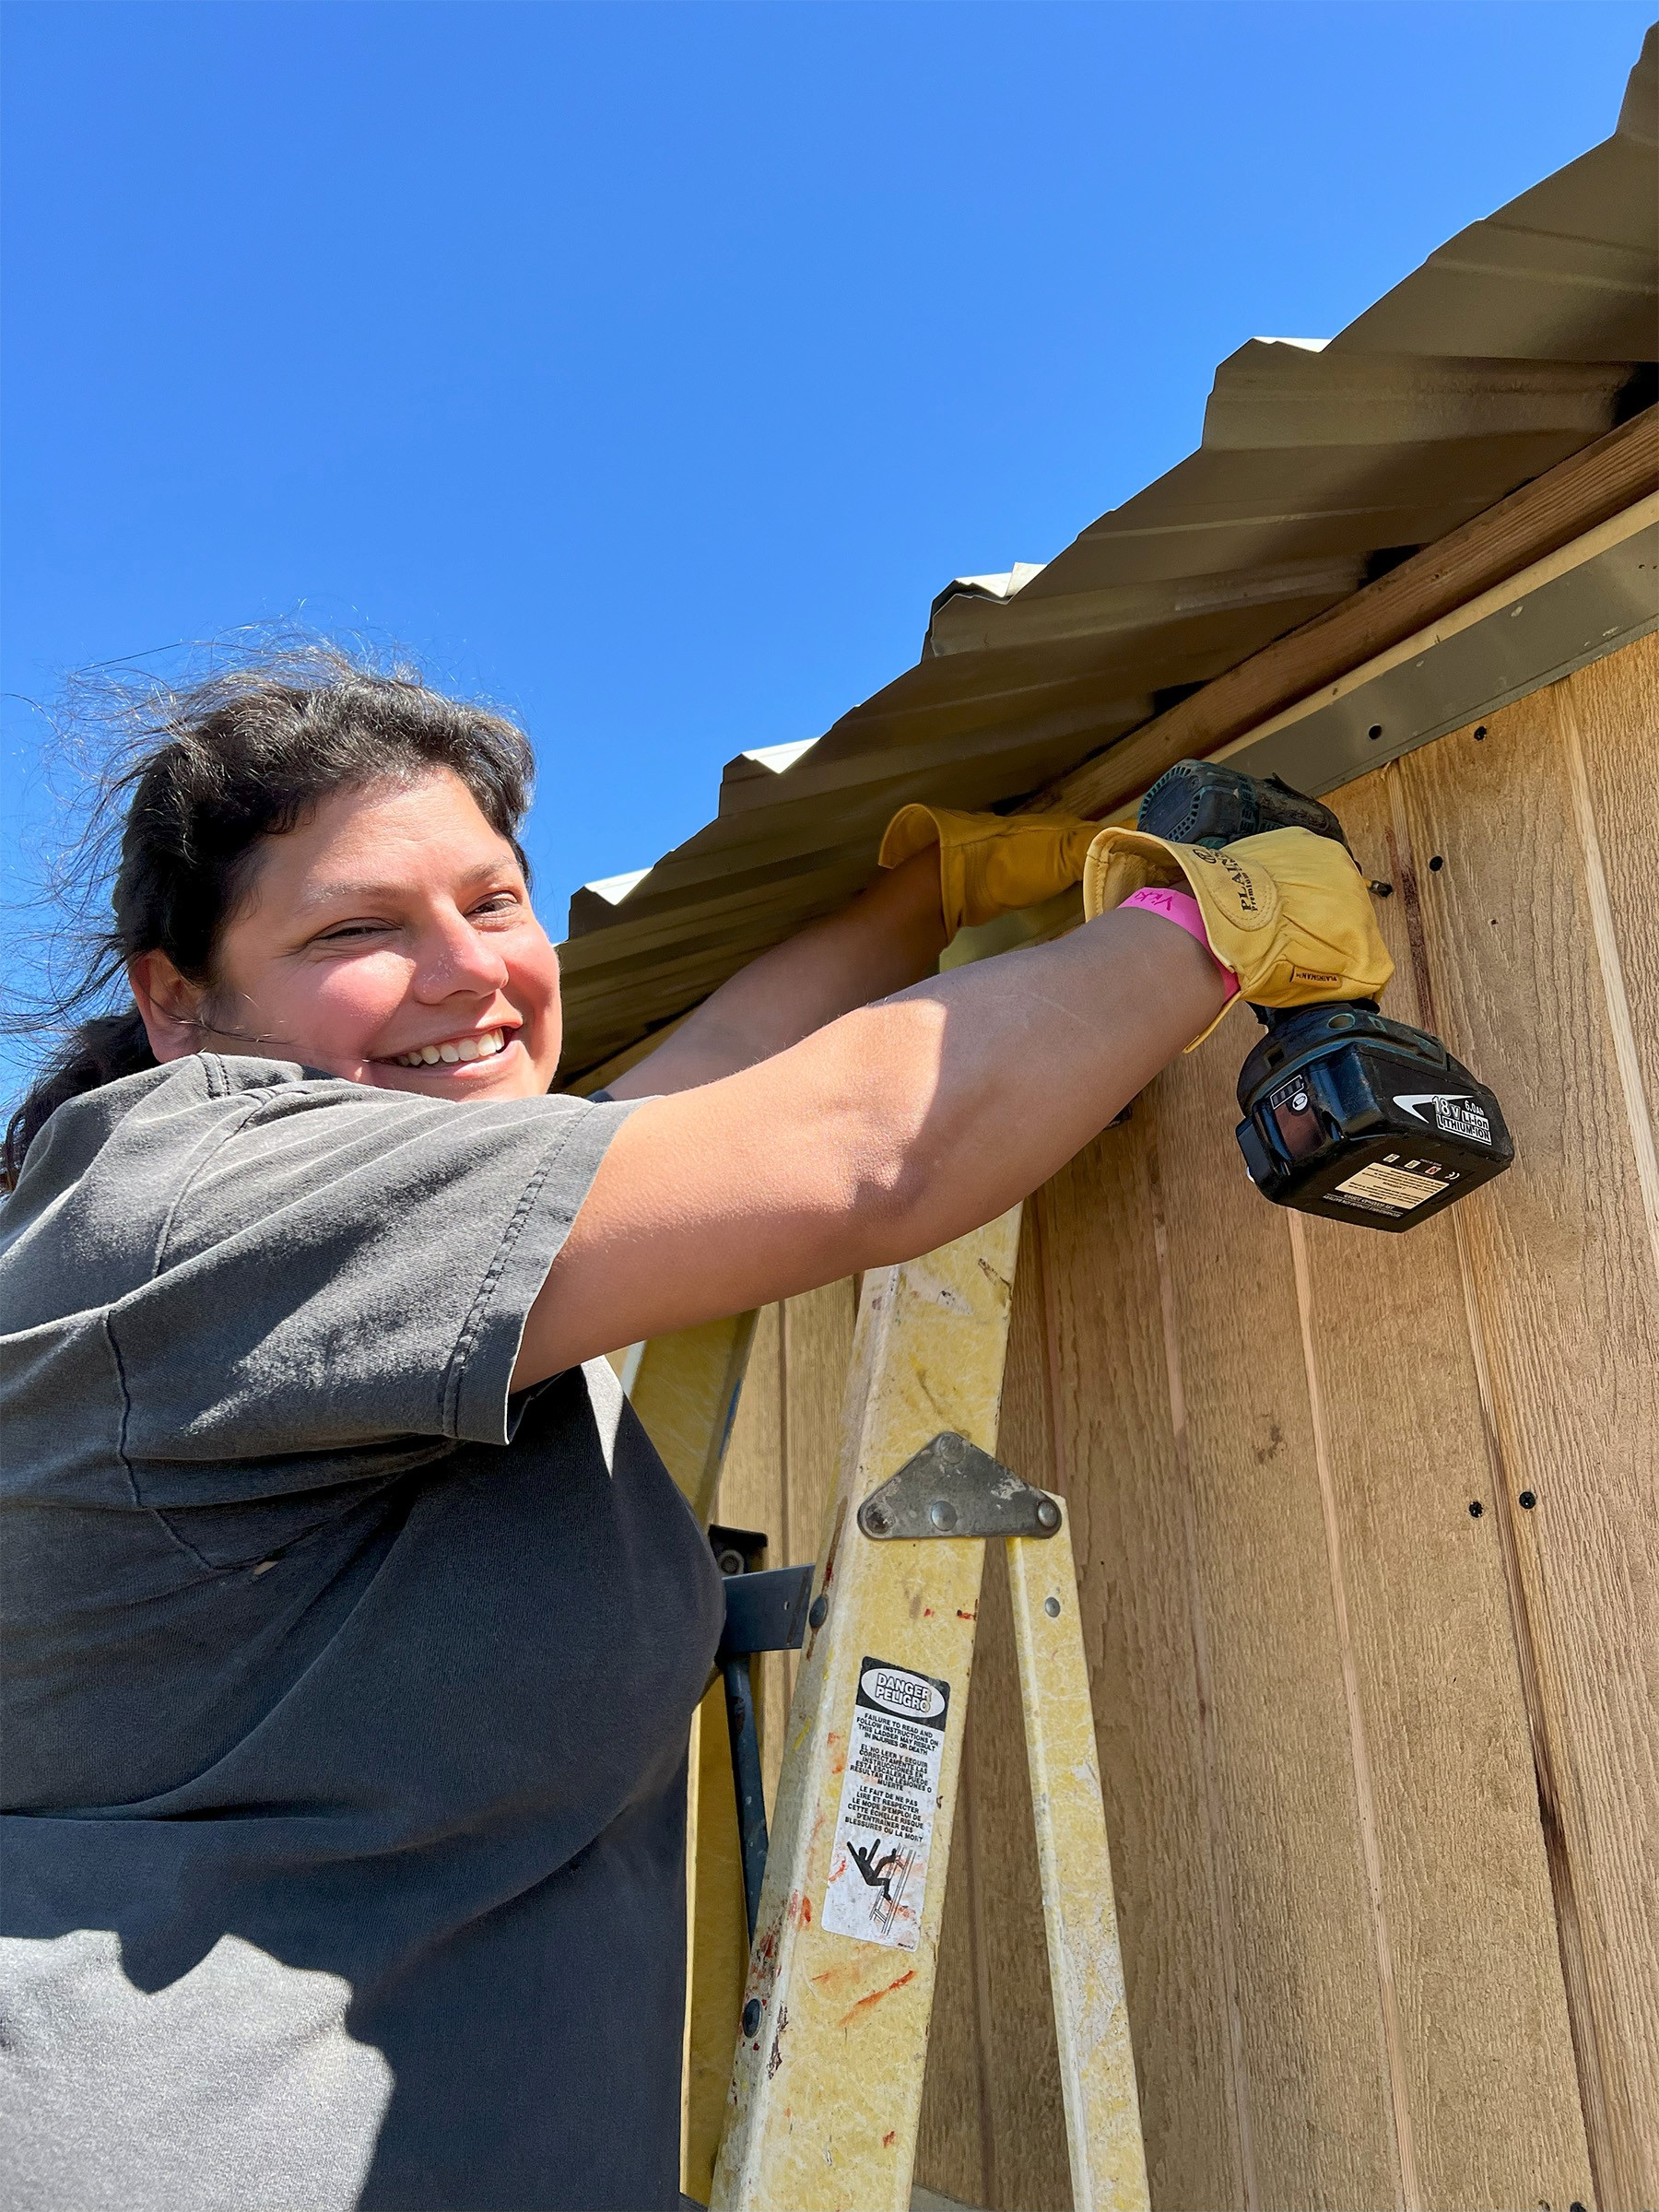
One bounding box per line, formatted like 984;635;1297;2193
395;1029;509;1069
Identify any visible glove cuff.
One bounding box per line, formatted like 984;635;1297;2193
877;804;947;870
1121;886;1241;1049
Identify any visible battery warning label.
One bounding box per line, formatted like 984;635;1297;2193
1333;1157;1455;1215
822;1656;950;1951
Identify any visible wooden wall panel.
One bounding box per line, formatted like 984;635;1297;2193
711;1300;790;1809
916;1219;1064;2210
1039;1125;1246;2210
1146;1030;1405;2208
712;1284;858;1815
779;1281;858;1721
1298;772;1591;2206
1559;633;1659;1257
1401;656;1659;2208
734;631;1657;2211
968;1216;1071;2211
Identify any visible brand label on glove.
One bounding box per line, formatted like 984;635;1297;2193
1334;1157;1457;1216
822;1657;950;1951
1185;843;1273;927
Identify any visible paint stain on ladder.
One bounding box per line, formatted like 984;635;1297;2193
835;1967;915;2030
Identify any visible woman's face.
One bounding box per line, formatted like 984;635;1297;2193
131;770;564;1099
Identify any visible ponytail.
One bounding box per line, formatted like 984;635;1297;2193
3;1007;156;1190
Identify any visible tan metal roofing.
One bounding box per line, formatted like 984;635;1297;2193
558;27;1659;1082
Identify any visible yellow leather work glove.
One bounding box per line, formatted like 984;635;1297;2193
880;805;1097;938
1083;825;1394;1045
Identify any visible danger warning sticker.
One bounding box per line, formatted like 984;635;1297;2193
822;1656;950;1951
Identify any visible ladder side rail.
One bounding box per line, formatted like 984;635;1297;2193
1007;1511;1151;2212
712;1209;1023;2212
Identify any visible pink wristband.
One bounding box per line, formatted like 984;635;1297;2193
1120;885;1240;998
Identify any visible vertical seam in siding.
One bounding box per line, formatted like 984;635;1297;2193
1556;686;1659;1291
1288;1213;1418;2212
1144;1127;1260;2212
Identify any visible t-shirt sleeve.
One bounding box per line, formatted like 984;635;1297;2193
107;1068;639;1461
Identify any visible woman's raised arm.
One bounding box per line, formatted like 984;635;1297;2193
600;850;950;1098
513;904;1222;1384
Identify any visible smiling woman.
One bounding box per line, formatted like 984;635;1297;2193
2;645;547;1175
132;775;561;1097
0;637;1261;2212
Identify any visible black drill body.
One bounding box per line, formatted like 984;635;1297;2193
1136;760;1513;1231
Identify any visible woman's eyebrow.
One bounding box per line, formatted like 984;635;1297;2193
296;860;516;912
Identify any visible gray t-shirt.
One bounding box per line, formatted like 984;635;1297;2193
0;1055;724;2212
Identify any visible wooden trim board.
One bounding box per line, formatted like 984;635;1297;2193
1032;405;1659;823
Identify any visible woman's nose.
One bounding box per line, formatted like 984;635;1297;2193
412;911;511;1000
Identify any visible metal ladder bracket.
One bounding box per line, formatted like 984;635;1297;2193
856;1429;1064;1541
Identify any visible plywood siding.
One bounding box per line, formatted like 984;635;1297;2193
715;631;1657;2210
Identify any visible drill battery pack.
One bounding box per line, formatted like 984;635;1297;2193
1235;1002;1513;1231
1136;755;1514;1232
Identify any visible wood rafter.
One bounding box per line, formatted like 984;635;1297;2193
1025;404;1659;822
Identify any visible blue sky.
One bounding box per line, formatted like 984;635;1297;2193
2;0;1651;1087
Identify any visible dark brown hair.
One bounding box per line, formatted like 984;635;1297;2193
4;639;535;1188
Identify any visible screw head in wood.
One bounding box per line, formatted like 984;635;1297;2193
1036;1497;1062;1532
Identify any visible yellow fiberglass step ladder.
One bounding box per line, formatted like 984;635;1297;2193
622;1206;1150;2212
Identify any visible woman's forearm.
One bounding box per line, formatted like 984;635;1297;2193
604;851;948;1098
520;906;1223;1380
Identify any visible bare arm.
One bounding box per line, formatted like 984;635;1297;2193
604;851;949;1097
515;907;1222;1383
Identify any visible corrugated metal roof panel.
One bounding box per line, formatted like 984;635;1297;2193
557;27;1659;1081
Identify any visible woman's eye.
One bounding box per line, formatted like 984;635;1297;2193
314;921;394;945
472;892;522;920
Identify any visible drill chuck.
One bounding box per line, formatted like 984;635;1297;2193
1135;759;1514;1231
1140;760;1349;850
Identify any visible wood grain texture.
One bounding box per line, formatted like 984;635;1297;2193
712;1301;790;1813
1293;772;1593;2208
918;1207;1074;2211
711;635;1656;2206
1038;1131;1247;2211
977;1212;1073;2210
1401;663;1659;2207
1143;1029;1404;2209
913;1703;994;2210
1032;411;1659;824
782;1282;859;1567
1558;634;1659;1281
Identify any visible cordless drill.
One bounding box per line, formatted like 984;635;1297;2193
1136;760;1513;1231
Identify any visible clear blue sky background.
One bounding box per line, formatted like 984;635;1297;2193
3;0;1651;1092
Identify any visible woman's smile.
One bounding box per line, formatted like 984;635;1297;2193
388;1024;513;1070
